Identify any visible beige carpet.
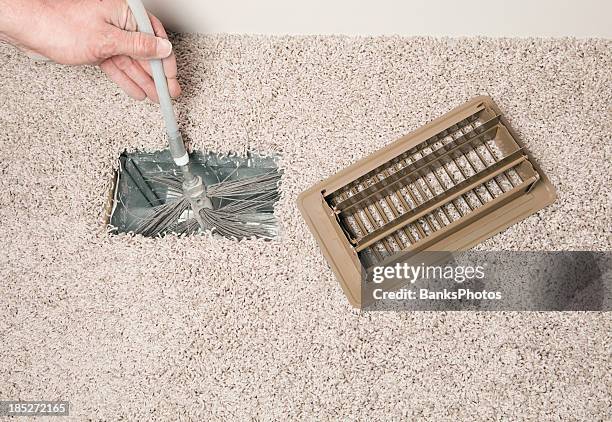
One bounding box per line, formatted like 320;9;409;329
0;35;610;420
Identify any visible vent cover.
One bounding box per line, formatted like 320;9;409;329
298;96;556;307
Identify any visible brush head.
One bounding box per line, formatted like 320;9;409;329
109;150;282;238
180;171;213;230
134;171;281;239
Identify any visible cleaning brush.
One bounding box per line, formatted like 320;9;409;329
125;0;280;239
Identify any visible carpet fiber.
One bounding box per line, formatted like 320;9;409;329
0;35;610;420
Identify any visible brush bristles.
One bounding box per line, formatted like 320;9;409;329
199;208;277;239
133;171;281;239
134;198;190;237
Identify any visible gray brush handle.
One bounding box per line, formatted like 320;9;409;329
126;0;188;167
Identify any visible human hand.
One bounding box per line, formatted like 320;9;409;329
0;0;181;102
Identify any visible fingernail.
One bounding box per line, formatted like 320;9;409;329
156;39;173;58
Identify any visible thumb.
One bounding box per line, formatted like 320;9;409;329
111;29;173;60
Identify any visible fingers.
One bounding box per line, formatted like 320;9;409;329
141;12;181;98
100;11;181;101
112;55;159;102
101;55;172;103
109;27;173;60
100;58;146;101
147;12;169;39
146;13;177;78
138;59;181;98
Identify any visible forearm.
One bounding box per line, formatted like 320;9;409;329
0;0;46;45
